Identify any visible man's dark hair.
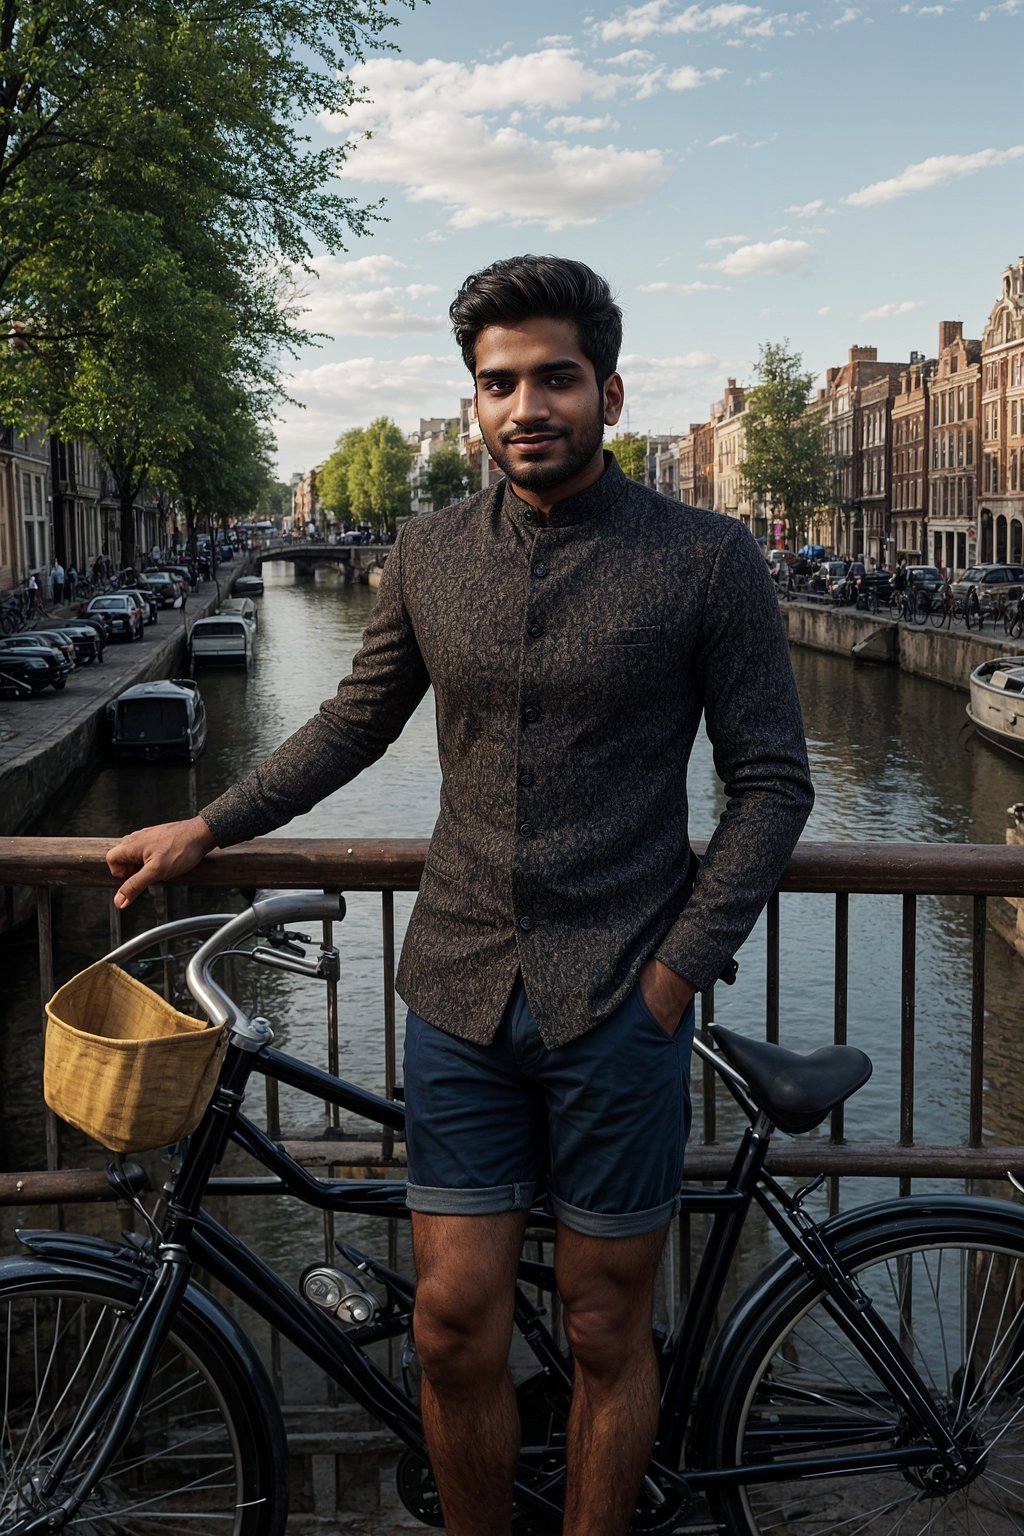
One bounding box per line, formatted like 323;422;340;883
450;255;622;385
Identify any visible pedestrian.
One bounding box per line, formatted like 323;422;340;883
49;558;64;606
66;565;78;603
105;255;812;1536
894;558;908;593
27;572;41;612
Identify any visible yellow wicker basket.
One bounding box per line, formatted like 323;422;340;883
44;960;226;1153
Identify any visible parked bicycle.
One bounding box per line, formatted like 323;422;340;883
887;585;929;624
928;580;970;629
3;892;1024;1534
0;584;44;636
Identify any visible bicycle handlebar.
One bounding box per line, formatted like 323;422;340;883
186;893;345;1029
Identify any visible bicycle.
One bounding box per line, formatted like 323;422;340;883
887;586;929;624
0;586;43;636
1005;595;1024;640
4;891;1024;1535
928;581;970;629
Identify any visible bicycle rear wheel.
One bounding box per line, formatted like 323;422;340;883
705;1206;1024;1535
0;1264;287;1534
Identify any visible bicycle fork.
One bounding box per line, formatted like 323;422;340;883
772;1181;977;1486
9;1246;192;1535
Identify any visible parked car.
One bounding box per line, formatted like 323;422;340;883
24;626;90;667
0;651;56;695
0;638;74;690
905;565;945;599
856;570;894;608
82;594;145;641
107;678;208;762
951;563;1024;611
122;586;158;625
138;572;180;608
164;562;197;591
31;620;103;665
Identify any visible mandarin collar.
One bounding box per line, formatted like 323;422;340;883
502;451;628;530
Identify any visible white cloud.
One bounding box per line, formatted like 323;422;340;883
604;47;656;63
546;114;621;133
274;353;468;469
785;198;824;216
538;33;573;44
710;238;812;274
860;299;924;320
598;4;790;42
901;4;950;13
639;280;726;292
846;145;1024;205
666;64;729;88
324;51;669;229
708;133;739;145
705;232;749;246
817;305;832;316
833;7;862;23
294;257;444;335
979;1;1022;16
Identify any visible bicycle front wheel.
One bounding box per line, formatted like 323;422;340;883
0;1265;287;1535
706;1205;1024;1535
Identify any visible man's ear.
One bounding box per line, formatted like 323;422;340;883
603;372;624;428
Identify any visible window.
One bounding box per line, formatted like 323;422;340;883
967;429;974;466
967;383;975;417
957;386;965;421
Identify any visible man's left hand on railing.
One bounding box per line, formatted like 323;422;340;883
106;817;217;909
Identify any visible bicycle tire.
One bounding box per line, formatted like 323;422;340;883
929;600;949;628
887;592;904;620
703;1202;1024;1535
0;1262;288;1535
911;590;930;624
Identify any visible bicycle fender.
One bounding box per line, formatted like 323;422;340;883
3;1236;281;1423
694;1192;1024;1457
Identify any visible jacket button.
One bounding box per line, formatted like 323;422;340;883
523;508;535;524
527;622;543;638
533;562;548;578
519;822;534;838
522;706;539;723
519;770;534;787
518;915;534;932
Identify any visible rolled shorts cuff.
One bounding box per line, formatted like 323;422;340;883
549;1190;681;1238
405;1179;537;1216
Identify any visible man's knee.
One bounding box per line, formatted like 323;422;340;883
411;1212;524;1390
562;1295;650;1381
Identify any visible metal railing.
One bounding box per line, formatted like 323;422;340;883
1;836;1023;1205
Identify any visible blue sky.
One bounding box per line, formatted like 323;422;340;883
273;0;1024;477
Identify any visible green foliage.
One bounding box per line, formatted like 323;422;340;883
318;428;364;520
610;433;648;482
424;442;475;508
349;418;410;536
0;0;419;564
739;341;832;550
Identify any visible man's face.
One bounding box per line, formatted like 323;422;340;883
473;317;623;507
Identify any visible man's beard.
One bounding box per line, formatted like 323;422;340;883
484;412;606;493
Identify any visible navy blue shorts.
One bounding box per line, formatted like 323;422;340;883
403;978;695;1237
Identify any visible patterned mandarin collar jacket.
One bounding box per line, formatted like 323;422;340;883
201;454;813;1049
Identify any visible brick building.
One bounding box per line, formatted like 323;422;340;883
928;320;981;575
823;346;903;559
693;420;715;510
890;352;931;563
979;256;1024;565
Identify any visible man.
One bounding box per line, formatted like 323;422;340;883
106;255;813;1536
49;558;64;607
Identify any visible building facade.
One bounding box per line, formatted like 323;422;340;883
712;379;748;525
979;256;1024;565
927;320;980;575
408;415;460;514
890;352;931;564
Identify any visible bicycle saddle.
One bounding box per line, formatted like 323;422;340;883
708;1025;872;1135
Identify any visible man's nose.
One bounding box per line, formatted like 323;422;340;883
511;382;551;423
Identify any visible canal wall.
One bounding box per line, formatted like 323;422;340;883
0;576;233;838
780;601;1024;691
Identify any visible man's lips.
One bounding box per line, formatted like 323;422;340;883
505;433;564;452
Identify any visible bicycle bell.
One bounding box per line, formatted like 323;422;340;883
300;1264;381;1326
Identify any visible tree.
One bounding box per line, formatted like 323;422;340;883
610;433;647;483
318;428;365;521
348;418;410;536
739;341;832;551
424;442;476;508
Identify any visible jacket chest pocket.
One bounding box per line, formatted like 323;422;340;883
584;625;663;706
594;625;662;658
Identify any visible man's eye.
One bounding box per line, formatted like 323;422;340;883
547;375;574;387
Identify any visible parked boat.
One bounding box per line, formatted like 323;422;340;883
233;574;264;597
966;657;1024;761
220;596;258;629
189;613;255;669
108;679;208;762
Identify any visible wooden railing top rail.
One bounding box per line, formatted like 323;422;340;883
1;836;1022;895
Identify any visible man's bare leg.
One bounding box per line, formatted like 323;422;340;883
411;1209;528;1536
556;1221;669;1536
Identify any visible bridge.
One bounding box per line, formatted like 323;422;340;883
254;541;389;581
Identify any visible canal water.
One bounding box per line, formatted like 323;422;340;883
3;561;1023;1322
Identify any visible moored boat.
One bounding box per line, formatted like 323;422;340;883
190;613;255;669
966;657;1024;761
108;679;208;762
233;574;264;596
